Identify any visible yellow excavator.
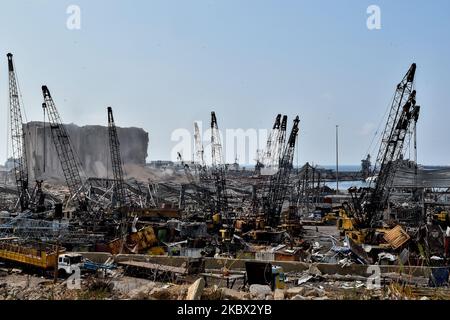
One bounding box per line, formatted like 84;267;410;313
432;208;449;226
337;207;368;244
337;206;392;245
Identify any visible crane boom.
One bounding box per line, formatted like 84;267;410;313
262;114;281;168
194;122;205;166
194;122;209;182
211;111;228;213
108;107;127;207
178;152;196;184
7;53;29;211
362;64;420;226
42;86;84;205
368;93;420;224
372;64;416;179
275;115;288;167
264;116;300;227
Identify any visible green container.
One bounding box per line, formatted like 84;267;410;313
158;229;167;242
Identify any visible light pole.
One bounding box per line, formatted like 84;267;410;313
336;125;339;194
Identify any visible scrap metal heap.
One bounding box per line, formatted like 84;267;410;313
290;162;323;215
177;152;214;213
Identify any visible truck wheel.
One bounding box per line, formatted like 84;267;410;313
58;269;68;279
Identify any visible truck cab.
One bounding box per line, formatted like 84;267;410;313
58;253;84;277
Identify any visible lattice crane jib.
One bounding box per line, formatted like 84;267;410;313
41;86;84;205
210;112;228;213
108;107;128;207
372;64;416;179
265;116;300;227
7;53;30;211
275;115;288;167
365;64;420;225
263;114;281;167
194;122;205;166
194;122;209;182
177;152;195;185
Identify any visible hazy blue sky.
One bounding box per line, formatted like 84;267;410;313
1;0;449;166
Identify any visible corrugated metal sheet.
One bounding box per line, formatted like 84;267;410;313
255;252;275;261
180;247;203;258
383;225;410;249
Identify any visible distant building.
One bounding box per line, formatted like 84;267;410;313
361;154;372;179
229;158;240;171
147;160;175;169
3;158;15;171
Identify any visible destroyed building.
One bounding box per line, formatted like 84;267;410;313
24;122;149;180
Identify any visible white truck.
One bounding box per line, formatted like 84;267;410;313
57;253;84;277
57;253;116;277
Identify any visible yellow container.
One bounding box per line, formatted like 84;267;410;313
272;266;285;289
148;246;165;255
212;213;221;224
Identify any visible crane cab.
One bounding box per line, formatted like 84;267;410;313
58;253;84;277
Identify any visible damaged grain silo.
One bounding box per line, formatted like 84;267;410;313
23;121;149;181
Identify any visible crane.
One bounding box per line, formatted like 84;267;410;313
210;112;228;214
366;64;419;226
7;53;30;211
177;152;196;184
107;107;128;208
348;64;420;230
42;86;86;209
275;115;288;167
194;122;209;182
255;115;287;175
262;114;282;168
263;116;300;227
194;122;205;167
